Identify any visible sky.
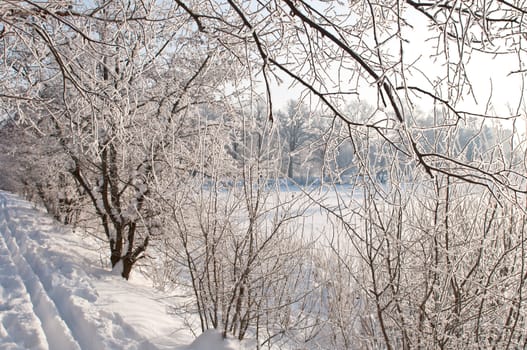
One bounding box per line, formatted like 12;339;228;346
265;3;526;128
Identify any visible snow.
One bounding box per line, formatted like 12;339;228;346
0;190;243;350
186;330;241;350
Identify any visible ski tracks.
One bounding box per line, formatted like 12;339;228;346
0;191;158;350
0;221;49;349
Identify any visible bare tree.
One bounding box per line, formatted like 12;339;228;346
0;121;82;224
277;100;315;180
152;103;324;346
301;115;527;349
0;0;232;279
3;2;527;348
168;0;527;194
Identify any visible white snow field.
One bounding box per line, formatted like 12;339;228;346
0;191;244;350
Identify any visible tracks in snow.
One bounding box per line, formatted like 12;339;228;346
0;222;48;349
0;191;160;350
0;192;81;350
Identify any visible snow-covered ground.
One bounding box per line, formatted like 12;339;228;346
0;191;245;350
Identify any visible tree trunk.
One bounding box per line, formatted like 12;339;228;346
287;154;294;179
121;255;134;280
110;242;121;268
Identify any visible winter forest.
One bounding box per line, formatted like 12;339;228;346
1;0;527;348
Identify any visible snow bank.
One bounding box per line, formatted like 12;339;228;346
187;330;242;350
0;191;248;350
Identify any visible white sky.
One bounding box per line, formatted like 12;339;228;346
266;4;526;127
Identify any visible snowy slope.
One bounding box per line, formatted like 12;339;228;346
0;191;242;350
